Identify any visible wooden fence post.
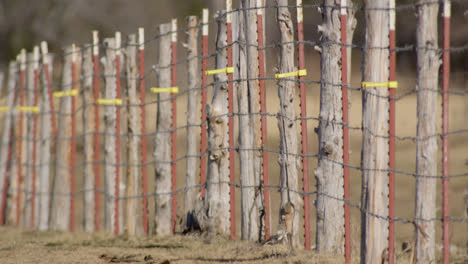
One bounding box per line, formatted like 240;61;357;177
125;33;141;236
15;50;27;227
184;16;200;230
153;23;173;237
361;0;390;262
23;52;35;228
205;11;231;237
38;50;53;231
414;1;439;263
236;0;263;241
50;45;74;231
102;37;117;233
31;46;40;229
315;0;344;254
276;0;301;248
0;61;18;226
82;44;95;232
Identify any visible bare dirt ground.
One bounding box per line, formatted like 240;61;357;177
0;227;348;264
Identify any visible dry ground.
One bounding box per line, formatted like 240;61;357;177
0;226;347;264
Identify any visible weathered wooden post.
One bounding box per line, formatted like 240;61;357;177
361;0;390;262
102;37;117;233
0;61;18;226
205;11;231;237
15;50;27;227
23;52;35;228
82;44;95;232
125;33;141;236
184;16;200;230
50;45;74;231
414;1;439;263
38;46;53;231
315;0;344;254
236;0;263;241
153;23;173;237
276;0;301;248
30;46;40;229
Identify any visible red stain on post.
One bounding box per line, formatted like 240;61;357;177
226;2;236;240
16;56;26;226
70;48;77;232
442;2;450;263
340;1;351;262
31;49;39;228
256;4;270;240
138;28;149;235
200;9;209;199
92;34;101;231
115;33;122;236
388;9;396;263
170;22;178;234
296;0;310;251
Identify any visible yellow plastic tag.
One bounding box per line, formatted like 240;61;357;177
150;87;179;94
362;81;398;89
275;69;307;79
53;89;78;98
206;67;234;76
97;99;122;105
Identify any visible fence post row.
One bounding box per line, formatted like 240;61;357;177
0;1;463;262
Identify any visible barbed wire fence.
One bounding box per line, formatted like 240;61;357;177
0;0;467;263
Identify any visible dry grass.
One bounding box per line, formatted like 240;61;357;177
0;227;347;264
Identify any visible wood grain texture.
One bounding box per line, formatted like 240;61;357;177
415;1;439;262
360;0;390;262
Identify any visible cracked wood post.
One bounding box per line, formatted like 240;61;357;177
82;44;95;232
184;16;200;230
102;38;117;233
238;0;263;241
50;45;74;231
153;23;173;237
414;1;439;262
23;52;35;228
38;53;53;230
0;61;18;226
205;12;231;237
315;0;344;254
361;0;390;262
276;0;301;248
125;34;141;236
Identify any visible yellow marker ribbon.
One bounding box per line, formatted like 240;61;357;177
0;107;10;112
96;99;122;105
275;69;307;79
205;67;234;76
150;87;179;94
16;106;40;114
53;89;78;98
362;81;398;89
